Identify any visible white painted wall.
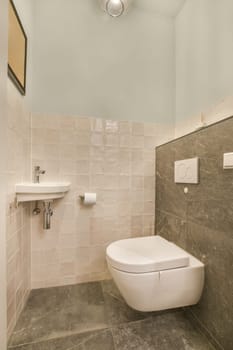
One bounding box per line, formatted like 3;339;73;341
133;0;186;18
11;0;233;137
175;0;233;136
0;0;8;347
31;0;175;124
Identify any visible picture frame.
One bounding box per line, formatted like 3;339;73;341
8;0;27;95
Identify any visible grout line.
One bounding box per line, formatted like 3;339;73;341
110;327;118;350
7;327;109;349
185;308;224;350
9;317;157;350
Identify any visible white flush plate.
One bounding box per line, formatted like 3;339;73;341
174;157;199;184
223;152;233;169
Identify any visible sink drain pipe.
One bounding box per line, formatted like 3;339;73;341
43;201;53;230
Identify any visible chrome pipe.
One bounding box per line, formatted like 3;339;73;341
43;201;53;230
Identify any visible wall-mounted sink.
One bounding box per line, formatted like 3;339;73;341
15;182;71;203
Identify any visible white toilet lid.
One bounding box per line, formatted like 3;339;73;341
106;235;190;273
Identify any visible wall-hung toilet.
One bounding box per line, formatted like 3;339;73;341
106;235;204;312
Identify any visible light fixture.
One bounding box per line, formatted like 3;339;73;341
106;0;125;17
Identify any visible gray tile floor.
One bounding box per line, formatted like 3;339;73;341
8;280;215;350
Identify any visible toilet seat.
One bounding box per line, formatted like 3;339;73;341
106;235;190;274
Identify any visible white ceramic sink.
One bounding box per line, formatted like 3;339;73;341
15;182;71;202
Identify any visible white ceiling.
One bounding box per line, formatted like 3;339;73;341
134;0;187;17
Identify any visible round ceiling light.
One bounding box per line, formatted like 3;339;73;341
106;0;125;17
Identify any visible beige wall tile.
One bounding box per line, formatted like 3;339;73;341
89;246;107;274
6;81;31;338
30;114;170;290
144;201;155;215
90;160;104;175
60;129;76;145
105;120;119;133
131;135;144;148
91;118;103;133
144;123;157;137
119;121;131;134
144;136;157;149
120;135;131;148
132;122;144;136
132;176;144;189
43;115;61;130
75;117;91;131
105;134;119;147
60;262;75;277
76;132;91;146
76;146;90;160
60;116;76;130
91;133;104;146
76;160;90;174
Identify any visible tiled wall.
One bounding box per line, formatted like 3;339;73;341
6;81;31;337
31;114;173;288
0;2;8;345
156;117;233;350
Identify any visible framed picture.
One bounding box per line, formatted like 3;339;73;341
8;0;27;95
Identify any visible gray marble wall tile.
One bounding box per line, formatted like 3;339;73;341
156;116;233;350
156;210;187;247
187;199;233;235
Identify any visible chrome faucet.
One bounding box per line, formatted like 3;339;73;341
34;166;46;183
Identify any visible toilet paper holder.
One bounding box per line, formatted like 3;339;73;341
79;193;97;205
